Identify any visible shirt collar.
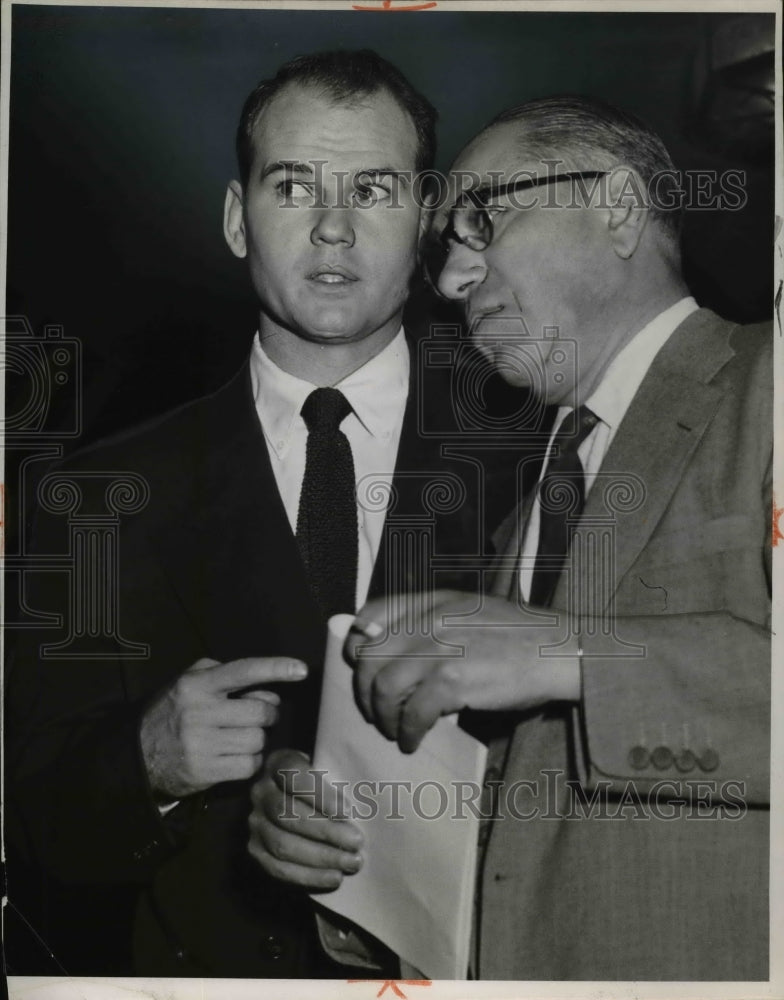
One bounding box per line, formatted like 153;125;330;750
336;328;410;439
250;328;409;458
584;296;699;431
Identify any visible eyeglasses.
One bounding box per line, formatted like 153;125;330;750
423;170;609;294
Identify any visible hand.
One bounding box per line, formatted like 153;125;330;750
248;748;363;892
140;656;307;800
345;590;581;753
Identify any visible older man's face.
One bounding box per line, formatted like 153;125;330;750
227;83;424;353
437;124;621;407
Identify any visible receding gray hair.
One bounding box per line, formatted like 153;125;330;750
488;94;682;242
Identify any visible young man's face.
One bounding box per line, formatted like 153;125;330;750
437;124;624;408
225;83;425;356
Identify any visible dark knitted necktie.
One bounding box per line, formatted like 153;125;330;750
296;387;358;620
530;405;599;606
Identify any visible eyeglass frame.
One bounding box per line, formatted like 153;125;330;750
424;169;610;294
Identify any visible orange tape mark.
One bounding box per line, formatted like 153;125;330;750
773;496;784;547
347;980;432;998
352;2;438;10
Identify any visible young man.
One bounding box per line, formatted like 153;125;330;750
7;50;480;977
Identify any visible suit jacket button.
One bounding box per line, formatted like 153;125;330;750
628;745;650;770
674;749;697;772
699;748;720;772
260;934;286;960
650;746;674;770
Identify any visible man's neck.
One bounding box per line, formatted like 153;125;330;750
572;278;692;407
259;320;402;387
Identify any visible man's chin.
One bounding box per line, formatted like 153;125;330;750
283;303;364;343
295;321;369;345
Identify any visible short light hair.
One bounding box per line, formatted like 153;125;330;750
489;94;682;242
236;49;437;188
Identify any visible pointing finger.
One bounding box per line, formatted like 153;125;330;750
206;657;308;694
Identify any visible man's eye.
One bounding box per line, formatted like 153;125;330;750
352;183;392;207
275;179;315;201
482;205;506;218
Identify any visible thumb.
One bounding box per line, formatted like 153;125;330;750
187;657;221;672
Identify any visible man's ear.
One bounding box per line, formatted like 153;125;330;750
223;180;247;259
605;166;648;259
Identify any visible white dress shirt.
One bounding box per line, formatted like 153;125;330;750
250;328;410;610
519;297;699;601
156;332;408;817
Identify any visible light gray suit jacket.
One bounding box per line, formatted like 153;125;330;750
478;309;771;980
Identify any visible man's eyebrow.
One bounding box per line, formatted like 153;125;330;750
357;168;411;183
357;167;411;177
259;163;411;185
259;160;315;181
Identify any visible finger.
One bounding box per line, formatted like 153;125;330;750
240;689;281;705
351;590;452;648
397;669;458;753
352;657;384;724
262;780;363;851
206;657;308;694
270;762;359;835
344;621;384;667
267;748;311;775
208;698;280;728
249;812;362;876
215;727;268;756
352;595;392;634
202;752;265;785
369;659;429;741
247;836;347;891
186;657;221;672
345;598;394;668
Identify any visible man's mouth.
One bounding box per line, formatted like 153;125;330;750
307;265;359;284
468;304;511;337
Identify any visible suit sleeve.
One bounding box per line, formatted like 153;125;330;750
7;489;203;886
577;609;770;805
574;390;771;808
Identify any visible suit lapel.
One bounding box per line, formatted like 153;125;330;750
551;309;737;611
150;362;322;666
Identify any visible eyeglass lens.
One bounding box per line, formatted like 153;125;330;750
423;170;608;295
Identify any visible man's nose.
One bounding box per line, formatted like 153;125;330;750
437;244;487;300
310;208;356;248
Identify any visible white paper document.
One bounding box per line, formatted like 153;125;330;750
310;614;488;979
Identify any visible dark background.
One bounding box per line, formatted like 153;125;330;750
6;4;776;448
2;3;777;975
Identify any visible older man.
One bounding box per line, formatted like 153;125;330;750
345;96;771;979
7;50;483;977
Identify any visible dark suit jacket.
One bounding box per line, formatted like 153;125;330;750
480;310;771;979
6;347;486;977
